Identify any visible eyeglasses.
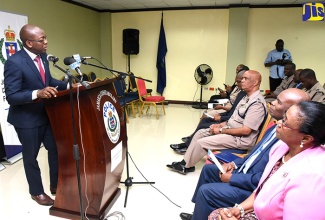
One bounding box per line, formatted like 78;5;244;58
28;36;47;44
279;114;300;131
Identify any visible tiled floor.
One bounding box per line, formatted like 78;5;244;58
0;104;208;220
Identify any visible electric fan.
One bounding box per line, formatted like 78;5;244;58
192;64;213;109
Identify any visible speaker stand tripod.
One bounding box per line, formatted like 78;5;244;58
118;74;155;207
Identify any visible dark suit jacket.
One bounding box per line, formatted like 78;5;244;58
229;124;278;191
4;48;67;129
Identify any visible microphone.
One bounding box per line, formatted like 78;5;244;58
64;57;82;76
47;54;59;63
81;56;93;63
72;54;93;62
73;54;81;64
282;53;287;60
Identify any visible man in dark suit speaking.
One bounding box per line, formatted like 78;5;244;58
4;24;68;206
179;88;310;220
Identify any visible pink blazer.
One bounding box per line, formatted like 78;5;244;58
254;140;325;220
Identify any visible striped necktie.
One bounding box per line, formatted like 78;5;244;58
237;128;276;173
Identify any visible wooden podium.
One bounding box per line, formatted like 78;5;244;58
44;79;126;220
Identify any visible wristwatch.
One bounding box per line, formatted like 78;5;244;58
219;126;229;134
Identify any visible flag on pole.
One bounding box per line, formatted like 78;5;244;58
156;12;167;95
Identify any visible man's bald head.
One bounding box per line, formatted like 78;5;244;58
241;70;262;94
270;88;310;120
20;24;42;46
19;24;47;54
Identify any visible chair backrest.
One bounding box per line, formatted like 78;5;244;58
255;113;276;144
136;78;148;97
93;78;102;82
88;72;97;82
75;73;89;81
82;73;89;81
128;72;137;92
113;79;126;97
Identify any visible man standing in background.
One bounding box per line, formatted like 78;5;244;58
264;39;292;92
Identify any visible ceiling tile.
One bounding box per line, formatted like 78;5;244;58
68;0;313;10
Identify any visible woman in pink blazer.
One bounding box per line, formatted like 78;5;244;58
209;101;325;220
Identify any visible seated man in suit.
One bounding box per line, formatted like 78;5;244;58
179;88;310;220
167;70;267;174
299;68;325;102
171;71;247;154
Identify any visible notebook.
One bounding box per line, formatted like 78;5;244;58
215;151;241;163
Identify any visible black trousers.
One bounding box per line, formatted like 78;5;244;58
269;77;282;92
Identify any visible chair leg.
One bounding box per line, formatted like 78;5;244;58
153;103;159;119
135;101;140;115
125;107;129;123
130;102;136;118
161;102;166;115
139;103;145;117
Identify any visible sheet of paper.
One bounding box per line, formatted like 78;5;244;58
204;112;214;118
111;141;123;172
208;149;225;174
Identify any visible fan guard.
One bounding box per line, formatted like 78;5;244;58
192;64;213;109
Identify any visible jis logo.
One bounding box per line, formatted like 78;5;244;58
302;3;325;21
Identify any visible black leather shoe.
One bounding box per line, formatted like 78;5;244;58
174;147;188;155
166;162;195;175
180;212;193;220
170;143;187;150
181;136;190;143
50;186;57;195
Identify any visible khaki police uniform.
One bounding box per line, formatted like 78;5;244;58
304;82;325;102
273;75;297;96
184;90;267;167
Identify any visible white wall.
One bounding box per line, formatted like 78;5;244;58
111;10;229;102
246;8;325;90
111;7;325;102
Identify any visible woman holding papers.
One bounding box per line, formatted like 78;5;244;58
209;101;325;220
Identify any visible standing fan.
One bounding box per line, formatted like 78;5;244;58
192;64;213;109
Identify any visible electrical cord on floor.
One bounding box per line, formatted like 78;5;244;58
105;211;125;220
192;83;199;104
127;151;182;208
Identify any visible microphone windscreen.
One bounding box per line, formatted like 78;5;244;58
64;57;76;65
